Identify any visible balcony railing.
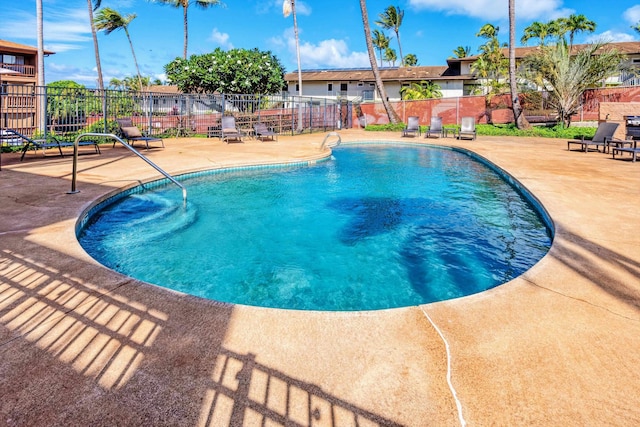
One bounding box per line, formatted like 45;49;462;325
0;63;36;77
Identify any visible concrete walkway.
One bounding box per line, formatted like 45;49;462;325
0;130;638;426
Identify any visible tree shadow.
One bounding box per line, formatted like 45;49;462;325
544;224;640;313
327;195;542;303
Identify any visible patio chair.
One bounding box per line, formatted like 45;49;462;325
2;129;99;161
612;143;640;162
567;122;619;153
424;117;443;138
402;116;421;137
457;116;477;140
116;118;164;149
221;116;244;143
254;122;278;141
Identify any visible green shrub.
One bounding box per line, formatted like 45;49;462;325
365;122;597;139
82;119;121;144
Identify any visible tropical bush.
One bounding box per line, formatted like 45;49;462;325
164;48;286;96
365;123;597;139
521;41;622;127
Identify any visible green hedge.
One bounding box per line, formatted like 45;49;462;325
365;123;597;139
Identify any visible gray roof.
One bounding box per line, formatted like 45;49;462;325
284;66;465;83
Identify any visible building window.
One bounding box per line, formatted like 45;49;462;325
357;82;364;87
327;83;333;91
295;84;299;92
340;83;348;91
0;54;24;65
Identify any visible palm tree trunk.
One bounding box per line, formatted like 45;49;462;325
359;0;399;124
509;0;528;129
395;30;403;67
36;0;45;134
124;28;144;91
183;5;189;59
87;0;104;90
292;0;303;132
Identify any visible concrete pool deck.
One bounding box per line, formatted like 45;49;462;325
0;130;638;426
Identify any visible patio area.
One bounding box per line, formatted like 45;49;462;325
0;130;639;426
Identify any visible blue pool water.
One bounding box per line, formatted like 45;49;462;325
78;144;552;311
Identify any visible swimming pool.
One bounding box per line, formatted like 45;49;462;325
78;143;553;311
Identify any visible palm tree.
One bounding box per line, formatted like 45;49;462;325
474;23;508;90
87;0;104;90
109;77;125;90
452;46;471;58
521;21;554;46
151;0;222;59
123;75;151;91
372;29;390;67
383;47;397;67
376;6;404;66
400;81;442;100
403;53;418;66
477;23;499;39
359;0;399;124
94;8;144;91
473;23;508;123
558;14;596;49
509;0;528;129
522;41;621;127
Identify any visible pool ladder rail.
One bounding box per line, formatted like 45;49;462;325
68;133;187;204
320;132;341;150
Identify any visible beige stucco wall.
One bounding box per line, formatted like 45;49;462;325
599;101;640;140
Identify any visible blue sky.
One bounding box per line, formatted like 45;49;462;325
3;0;640;88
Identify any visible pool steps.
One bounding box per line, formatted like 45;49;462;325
69;133;187;204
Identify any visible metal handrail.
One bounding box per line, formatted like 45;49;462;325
69;133;187;203
320;132;341;150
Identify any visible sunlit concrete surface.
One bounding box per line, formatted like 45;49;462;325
0;130;638;426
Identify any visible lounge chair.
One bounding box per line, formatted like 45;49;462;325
221;116;244;143
116;118;164;149
254;122;278;141
457;117;477;140
567;122;619;153
402;116;421;137
424;117;443;138
1;129;100;161
612;142;640;162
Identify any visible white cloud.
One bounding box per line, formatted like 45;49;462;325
296;38;370;69
294;1;312;16
43;43;84;53
2;7;91;45
210;28;233;49
623;5;640;26
585;31;636;44
271;27;369;70
407;0;571;21
46;62;99;86
45;9;91;42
